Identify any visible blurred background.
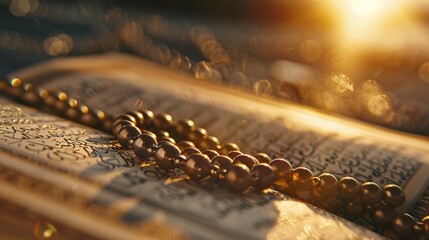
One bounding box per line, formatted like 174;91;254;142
0;0;428;135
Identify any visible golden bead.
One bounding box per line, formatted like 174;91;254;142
117;125;141;148
153;113;173;130
251;163;274;190
184;153;211;181
220;143;240;155
224;163;251;192
233;154;258;169
291;167;313;192
383;184;405;208
371;204;394;228
360;182;382;207
338;177;360;201
392;213;416;238
317;173;338;198
181;147;201;157
253;153;271;164
177;141;195;151
269;158;293;183
422;216;429;238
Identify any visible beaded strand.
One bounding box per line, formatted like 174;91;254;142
1;76;428;239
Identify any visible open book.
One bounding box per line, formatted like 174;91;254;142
1;54;428;239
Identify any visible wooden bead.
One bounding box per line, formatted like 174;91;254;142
117;125;142;148
132;133;158;160
233;154;258;169
177;141;195;151
371;204;394;228
360;182;382;207
253;153;271;164
251;163;275;190
181;147;201;157
227;150;242;159
220;143;240;155
383;184;405;208
153;113;173;130
199;136;221;150
338;177;360;201
154;142;180;170
392;213;416;238
225;163;251;192
317;173;338;198
269;158;293;183
422;216;429;238
184;153;211;181
291;167;313;191
202;149;219;159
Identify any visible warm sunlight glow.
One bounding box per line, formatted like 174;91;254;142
330;0;407;44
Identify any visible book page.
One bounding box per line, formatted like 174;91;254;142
4;53;429;238
0;99;383;239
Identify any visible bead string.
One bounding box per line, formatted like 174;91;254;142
1;76;428;239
